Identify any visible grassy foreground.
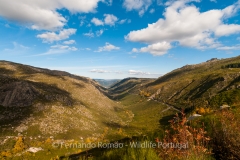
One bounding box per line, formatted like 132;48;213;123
61;98;240;160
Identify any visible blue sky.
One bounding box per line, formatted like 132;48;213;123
0;0;240;79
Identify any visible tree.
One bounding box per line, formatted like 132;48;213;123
12;137;26;153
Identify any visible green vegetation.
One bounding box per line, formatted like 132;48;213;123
143;56;240;111
210;89;240;108
1;56;240;159
62;111;214;160
222;63;240;68
199;107;240;160
106;78;155;100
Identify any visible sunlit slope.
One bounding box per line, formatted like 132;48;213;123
106;78;155;99
0;61;126;138
143;56;240;110
94;79;120;88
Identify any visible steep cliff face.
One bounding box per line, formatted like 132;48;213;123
0;81;39;107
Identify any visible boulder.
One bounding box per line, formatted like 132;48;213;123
27;147;43;153
187;114;202;121
220;105;230;109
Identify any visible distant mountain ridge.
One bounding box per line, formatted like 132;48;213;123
94;79;120;88
106;78;155;99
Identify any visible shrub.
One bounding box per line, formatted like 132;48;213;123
209;109;240;160
156;112;212;160
139;90;151;97
197;107;206;114
1;150;12;158
12;136;27;153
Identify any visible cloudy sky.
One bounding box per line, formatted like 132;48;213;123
0;0;240;79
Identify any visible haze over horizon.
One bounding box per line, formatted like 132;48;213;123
1;0;240;79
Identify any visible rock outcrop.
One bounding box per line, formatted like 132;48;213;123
0;81;39;107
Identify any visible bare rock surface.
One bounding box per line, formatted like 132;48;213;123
0;81;39;107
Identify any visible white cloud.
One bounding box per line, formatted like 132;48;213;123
83;29;103;37
91;17;104;26
123;0;153;16
51;44;78;51
0;0;102;30
51;45;69;50
128;70;150;75
79;16;86;26
215;24;240;36
138;9;145;17
102;0;113;6
222;3;240;18
210;0;217;3
91;14;118;26
140;42;172;55
96;42;120;52
90;69;110;73
131;42;172;55
104;14;118;26
119;19;127;24
4;42;29;53
125;0;240;55
157;0;163;6
217;45;240;50
4;24;10;28
119;19;131;24
90;69;123;74
132;48;139;53
33;44;77;56
114;71;124;74
83;31;94;38
63;40;75;45
13;42;29;50
96;29;104;37
35;49;67;56
80;21;84;26
69;47;78;51
37;28;77;43
149;8;155;13
128;70;161;76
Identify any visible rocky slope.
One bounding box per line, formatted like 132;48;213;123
142;56;240;110
0;61;127;138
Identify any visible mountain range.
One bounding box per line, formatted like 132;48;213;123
0;56;240;159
